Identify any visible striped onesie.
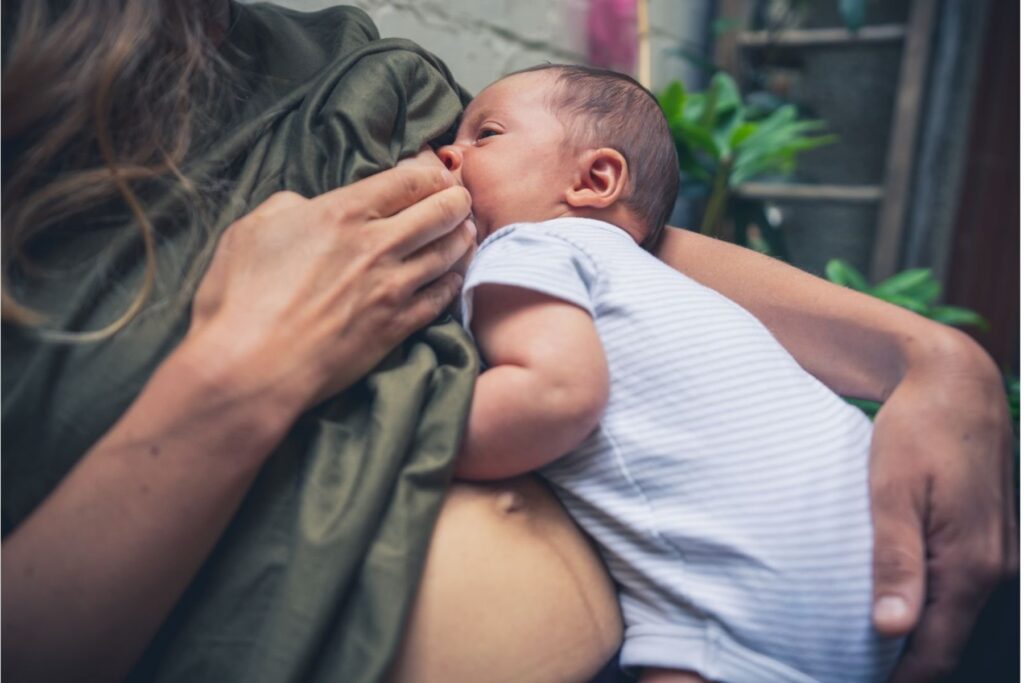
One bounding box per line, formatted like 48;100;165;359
460;218;903;682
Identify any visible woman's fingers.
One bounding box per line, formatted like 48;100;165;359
313;166;471;259
870;478;926;637
382;184;473;257
190;162;475;409
396;145;447;171
400;221;476;291
394;271;465;333
316;164;456;223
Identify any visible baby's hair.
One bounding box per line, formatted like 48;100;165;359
508;64;679;250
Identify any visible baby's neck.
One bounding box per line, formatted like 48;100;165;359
564;205;646;245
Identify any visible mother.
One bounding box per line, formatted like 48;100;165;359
2;3;1015;683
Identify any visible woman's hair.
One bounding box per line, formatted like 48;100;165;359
509;64;679;251
2;0;228;341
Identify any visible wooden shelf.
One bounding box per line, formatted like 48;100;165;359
737;25;906;48
734;183;883;203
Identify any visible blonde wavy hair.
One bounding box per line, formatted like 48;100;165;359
2;0;228;342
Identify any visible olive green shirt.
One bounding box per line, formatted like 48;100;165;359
2;4;476;681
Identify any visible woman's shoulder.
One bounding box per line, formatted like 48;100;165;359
229;2;459;90
232;1;380;52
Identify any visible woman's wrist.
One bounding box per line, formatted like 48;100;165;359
894;323;1002;401
150;331;307;465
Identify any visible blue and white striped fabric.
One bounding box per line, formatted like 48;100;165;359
461;218;903;683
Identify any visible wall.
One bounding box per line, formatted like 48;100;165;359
244;0;712;95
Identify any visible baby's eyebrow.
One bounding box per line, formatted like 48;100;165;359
460;105;490;131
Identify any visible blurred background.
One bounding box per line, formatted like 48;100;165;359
262;0;1018;382
249;1;1019;679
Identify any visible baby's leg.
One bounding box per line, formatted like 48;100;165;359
641;668;711;683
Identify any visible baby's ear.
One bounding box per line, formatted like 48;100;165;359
565;148;628;209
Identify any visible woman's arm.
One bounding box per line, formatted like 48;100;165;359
2;165;475;683
2;342;294;683
657;227;1016;681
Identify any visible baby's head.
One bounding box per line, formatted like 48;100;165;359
437;65;678;249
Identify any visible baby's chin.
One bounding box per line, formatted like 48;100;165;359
472;210;531;243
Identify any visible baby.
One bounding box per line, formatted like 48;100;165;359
438;65;902;683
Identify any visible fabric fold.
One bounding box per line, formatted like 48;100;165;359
3;4;477;682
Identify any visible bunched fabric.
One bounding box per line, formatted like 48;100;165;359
2;4;477;682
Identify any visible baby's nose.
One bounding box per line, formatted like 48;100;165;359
436;145;463;176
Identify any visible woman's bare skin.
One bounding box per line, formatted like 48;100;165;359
389;477;622;683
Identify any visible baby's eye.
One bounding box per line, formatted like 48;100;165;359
476;128;500;141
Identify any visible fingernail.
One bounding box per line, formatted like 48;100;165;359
874;596;909;623
465;219;477;238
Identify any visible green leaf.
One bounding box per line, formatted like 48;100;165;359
876;293;930;315
909;279;942;306
844;396;881;419
683;92;707;121
838;0;866;32
825;259;869;291
776;133;838;153
712;107;744;157
674;118;720;159
1006;374;1019;422
729;122;759;148
928;306;991;331
870;268;934;299
709;72;742;115
658;81;686;123
698;84;719;129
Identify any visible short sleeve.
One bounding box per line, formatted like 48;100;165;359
460;224;599;329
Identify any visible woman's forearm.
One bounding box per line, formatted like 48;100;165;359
1;337;299;683
2;164;473;683
655;227;999;399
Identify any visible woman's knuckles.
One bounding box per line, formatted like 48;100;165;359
256;191;307;216
378;280;411;309
318;199;361;229
397;170;429;208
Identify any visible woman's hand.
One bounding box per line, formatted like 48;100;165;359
189;162;475;416
2;163;474;683
868;334;1017;683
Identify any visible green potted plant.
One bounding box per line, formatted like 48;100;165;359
658;72;836;257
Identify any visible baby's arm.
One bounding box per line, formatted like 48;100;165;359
456;284;609;481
